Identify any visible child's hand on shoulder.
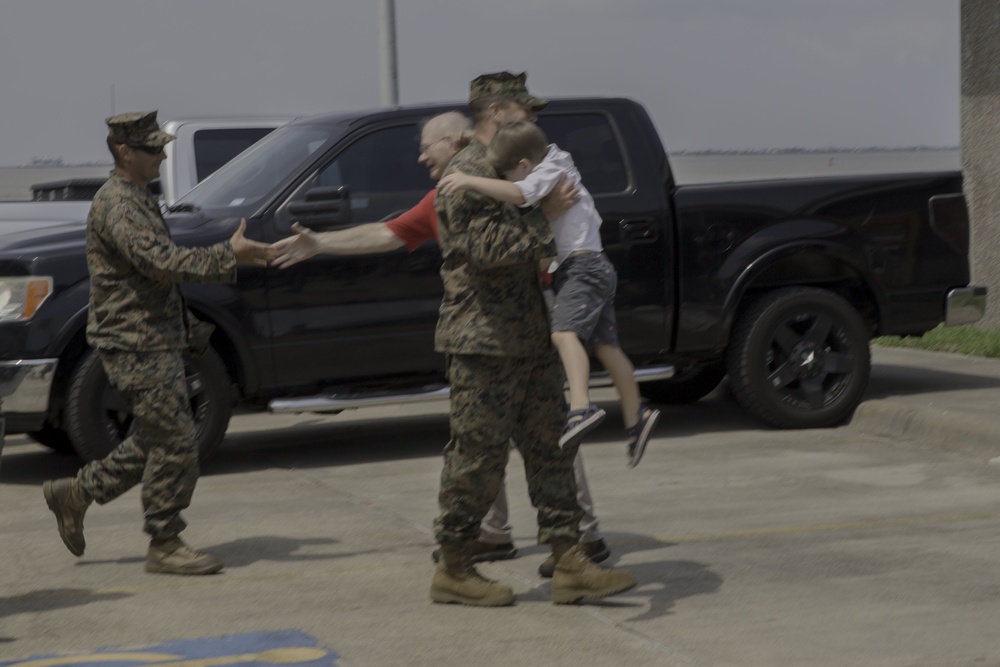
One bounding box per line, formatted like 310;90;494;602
438;172;470;197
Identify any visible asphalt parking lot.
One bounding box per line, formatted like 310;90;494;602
3;347;1000;666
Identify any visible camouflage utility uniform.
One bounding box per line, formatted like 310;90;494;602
433;138;581;549
80;170;236;539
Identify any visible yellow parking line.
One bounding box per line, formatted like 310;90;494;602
650;510;1000;544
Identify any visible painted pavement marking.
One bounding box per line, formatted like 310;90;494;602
0;630;337;667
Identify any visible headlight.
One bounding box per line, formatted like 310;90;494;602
0;276;53;322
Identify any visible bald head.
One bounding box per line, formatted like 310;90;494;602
419;111;472;180
422;111;471;141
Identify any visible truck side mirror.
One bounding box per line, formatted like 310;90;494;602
288;185;352;228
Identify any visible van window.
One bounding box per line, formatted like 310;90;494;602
537;114;628;195
193;127;279;182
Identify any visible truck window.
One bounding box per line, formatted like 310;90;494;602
176;124;345;218
193;127;278;182
537;114;629;195
315;124;433;223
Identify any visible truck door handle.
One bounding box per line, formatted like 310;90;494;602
619;219;656;241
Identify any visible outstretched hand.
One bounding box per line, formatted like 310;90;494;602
271;222;320;269
230;218;274;267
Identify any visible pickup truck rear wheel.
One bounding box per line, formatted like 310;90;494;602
64;349;233;463
727;288;870;429
640;360;726;404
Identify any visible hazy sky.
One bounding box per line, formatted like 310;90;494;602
0;0;960;165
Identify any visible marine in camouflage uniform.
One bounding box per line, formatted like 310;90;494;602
81;159;234;533
431;73;635;605
42;111;269;575
434;135;579;548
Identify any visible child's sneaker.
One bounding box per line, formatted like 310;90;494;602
625;404;660;468
559;404;606;449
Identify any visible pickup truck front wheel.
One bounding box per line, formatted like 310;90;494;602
64;349;233;463
727;288;871;429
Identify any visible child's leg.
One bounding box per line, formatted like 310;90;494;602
593;343;642;428
552;330;591;411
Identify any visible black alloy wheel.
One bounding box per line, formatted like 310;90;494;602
727;287;871;429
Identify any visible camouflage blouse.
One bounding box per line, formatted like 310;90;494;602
434;139;556;358
85;171;236;352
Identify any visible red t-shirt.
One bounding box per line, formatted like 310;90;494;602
384;189;439;251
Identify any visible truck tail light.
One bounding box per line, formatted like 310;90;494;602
929;194;970;255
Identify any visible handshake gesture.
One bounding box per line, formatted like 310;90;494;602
229;218;275;266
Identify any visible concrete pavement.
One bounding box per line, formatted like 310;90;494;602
1;345;1000;666
854;346;1000;457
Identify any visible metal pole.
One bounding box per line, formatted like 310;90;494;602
379;0;399;107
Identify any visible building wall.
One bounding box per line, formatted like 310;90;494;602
961;0;1000;328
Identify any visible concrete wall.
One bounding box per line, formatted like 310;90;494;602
961;0;1000;327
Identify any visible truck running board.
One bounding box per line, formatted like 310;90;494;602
268;364;675;415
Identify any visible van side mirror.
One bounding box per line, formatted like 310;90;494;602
288;186;352;228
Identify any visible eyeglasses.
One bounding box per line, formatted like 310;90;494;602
419;137;447;154
130;144;165;156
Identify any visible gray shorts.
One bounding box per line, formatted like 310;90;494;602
551;251;619;347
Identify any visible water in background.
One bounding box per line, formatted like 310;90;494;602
669;149;960;184
0;166;111;201
0;150;961;201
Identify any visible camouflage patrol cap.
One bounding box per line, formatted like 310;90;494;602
469;71;548;111
105;110;175;147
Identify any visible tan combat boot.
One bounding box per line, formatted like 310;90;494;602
430;544;515;607
43;476;93;557
550;539;637;605
146;537;224;575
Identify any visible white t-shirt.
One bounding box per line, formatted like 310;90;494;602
515;144;603;271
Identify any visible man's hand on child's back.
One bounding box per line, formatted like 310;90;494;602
540;173;579;222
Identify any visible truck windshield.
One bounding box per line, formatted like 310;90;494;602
172;123;346;217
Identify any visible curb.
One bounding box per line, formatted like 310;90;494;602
849;398;1000;459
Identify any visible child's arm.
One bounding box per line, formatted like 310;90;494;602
438;171;527;205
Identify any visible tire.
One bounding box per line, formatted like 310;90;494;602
640;360;726;404
27;425;76;455
726;288;871;429
64;348;233;462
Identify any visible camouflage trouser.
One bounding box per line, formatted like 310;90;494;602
78;349;198;539
434;353;581;548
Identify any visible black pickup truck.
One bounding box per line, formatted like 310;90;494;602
0;98;986;461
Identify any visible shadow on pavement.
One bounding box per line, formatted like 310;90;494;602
0;588;132;624
208;536;354;568
864;362;1000;399
622;559;723;621
0;445;81;486
74;537;354;570
9;358;990;483
203;413;451;477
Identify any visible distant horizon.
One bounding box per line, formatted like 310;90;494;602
671;145;960;155
2;145;962;169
